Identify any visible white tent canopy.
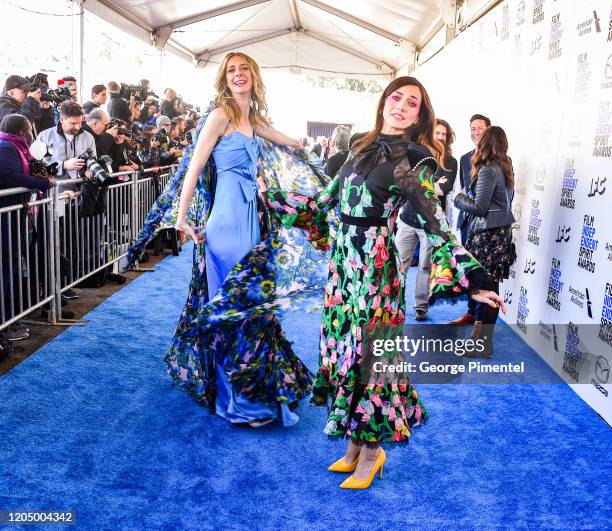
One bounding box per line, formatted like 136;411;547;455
79;0;463;79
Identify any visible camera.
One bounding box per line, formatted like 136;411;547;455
179;132;193;144
130;121;143;135
29;159;58;178
40;87;72;104
27;73;72;104
154;130;170;147
107;120;132;137
175;97;200;115
119;83;158;102
77;149;113;185
106;121;142;140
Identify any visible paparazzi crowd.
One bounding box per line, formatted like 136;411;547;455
0;73;200;180
0;72;201;344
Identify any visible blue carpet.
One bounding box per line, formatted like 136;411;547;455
1;243;610;530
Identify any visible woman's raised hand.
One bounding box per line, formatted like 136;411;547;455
434;177;447;196
176;220;205;244
470;289;507;314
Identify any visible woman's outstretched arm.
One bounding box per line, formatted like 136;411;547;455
255;123;302;148
176;108;228;242
394;143;505;313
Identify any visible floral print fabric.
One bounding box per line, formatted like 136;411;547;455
267;136;490;445
126;102;332;412
466;225;516;282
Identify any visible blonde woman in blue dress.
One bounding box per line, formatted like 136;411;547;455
171;52;316;427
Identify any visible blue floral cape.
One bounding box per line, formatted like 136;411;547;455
126;101;332;323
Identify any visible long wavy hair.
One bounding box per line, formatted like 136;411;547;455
436;118;455;159
214;52;270;129
353;76;444;164
471;125;514;187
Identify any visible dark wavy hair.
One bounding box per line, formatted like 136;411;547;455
471;125;514;187
353;76;444;164
436;118;455;158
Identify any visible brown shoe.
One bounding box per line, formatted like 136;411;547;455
449;312;476;326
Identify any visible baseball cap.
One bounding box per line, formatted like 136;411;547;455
156;115;171;129
4;75;31;92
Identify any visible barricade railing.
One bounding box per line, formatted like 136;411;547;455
0;164;178;331
0;188;55;329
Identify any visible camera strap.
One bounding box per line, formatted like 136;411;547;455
19;195;39;250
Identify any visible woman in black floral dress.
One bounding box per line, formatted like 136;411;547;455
454;125;516;343
266;77;505;489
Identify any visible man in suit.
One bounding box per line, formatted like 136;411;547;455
450;113;491;326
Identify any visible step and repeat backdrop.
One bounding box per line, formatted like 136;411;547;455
414;0;612;424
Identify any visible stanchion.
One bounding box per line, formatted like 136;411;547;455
130;170;156;272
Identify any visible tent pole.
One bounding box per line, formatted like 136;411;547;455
78;1;85;98
159;48;164;86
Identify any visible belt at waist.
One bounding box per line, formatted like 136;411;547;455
339;213;388;227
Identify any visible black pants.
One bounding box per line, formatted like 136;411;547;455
476;279;500;325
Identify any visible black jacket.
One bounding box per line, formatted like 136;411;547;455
160;99;179;120
82;100;101;115
109;142;138;172
82;123;115;157
34;106;55;135
0;93;39;126
325;150;349;178
454;162;515;233
456;149;474;229
107;93;131;123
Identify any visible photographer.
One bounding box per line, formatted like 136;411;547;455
155;116;182;163
185;117;197;138
59;76;78;103
156;115;171;134
0;114;55;339
83;84;108;115
37;101;96;183
170;117;188;149
107;81;131;124
160;88;180;120
138;100;158;127
0;114;54;203
172;116;187;136
109;119;139;173
138;126;161;169
129;98;142;124
36;101;96;300
0;75;41;126
83;109;117;157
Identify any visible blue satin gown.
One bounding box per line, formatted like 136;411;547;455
206;130;299;426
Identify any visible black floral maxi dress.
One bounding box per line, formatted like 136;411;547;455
267;134;490;445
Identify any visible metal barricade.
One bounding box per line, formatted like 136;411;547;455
54;173;135;297
0;188;56;329
0;163;178;332
135;165;176;230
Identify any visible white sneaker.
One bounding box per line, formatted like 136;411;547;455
3;325;29;341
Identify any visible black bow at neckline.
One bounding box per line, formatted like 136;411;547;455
353;134;407;179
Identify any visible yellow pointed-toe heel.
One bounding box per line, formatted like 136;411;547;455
328;455;359;473
339;448;386;489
